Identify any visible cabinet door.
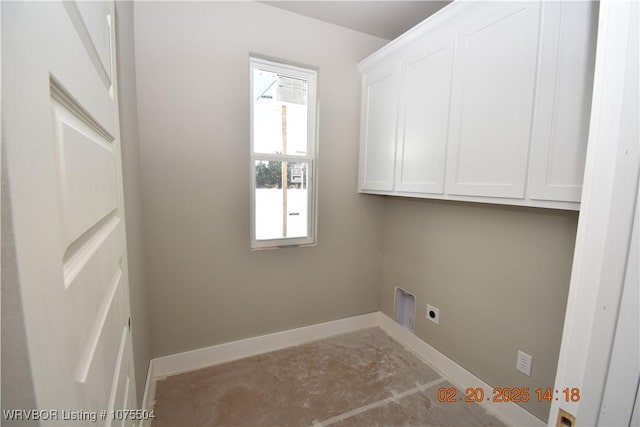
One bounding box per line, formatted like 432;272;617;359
528;2;598;202
446;2;540;198
395;33;456;194
359;60;401;192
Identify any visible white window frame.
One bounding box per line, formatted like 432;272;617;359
249;57;318;249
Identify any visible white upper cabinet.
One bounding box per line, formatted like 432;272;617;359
528;2;598;202
357;0;597;210
395;32;456;194
358;59;401;192
446;2;540;199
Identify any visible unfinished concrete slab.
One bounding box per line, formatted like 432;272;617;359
151;328;505;426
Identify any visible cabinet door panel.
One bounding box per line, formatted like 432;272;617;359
446;3;540;198
359;60;401;192
396;35;455;194
528;2;598;202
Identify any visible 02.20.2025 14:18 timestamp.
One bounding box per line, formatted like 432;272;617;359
436;387;581;403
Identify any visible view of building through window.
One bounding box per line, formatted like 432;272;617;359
250;58;317;247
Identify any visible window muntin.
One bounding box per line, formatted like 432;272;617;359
250;58;317;248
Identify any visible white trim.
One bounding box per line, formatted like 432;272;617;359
549;2;640;425
146;311;544;426
249;56;318;249
376;312;544;427
152;312;378;377
359;188;579;211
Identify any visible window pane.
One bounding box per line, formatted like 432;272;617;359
253;69;308;156
255;160;309;240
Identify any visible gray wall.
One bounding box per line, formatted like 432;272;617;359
380;197;578;420
133;1;387;357
115;1;151;404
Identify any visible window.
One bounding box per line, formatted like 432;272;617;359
250;57;317;248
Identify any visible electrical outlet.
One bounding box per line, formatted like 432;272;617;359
516;350;533;376
426;305;439;324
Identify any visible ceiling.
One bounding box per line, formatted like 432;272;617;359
261;1;451;41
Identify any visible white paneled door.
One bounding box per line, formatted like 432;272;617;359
3;1;137;425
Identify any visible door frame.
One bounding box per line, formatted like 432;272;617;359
549;1;639;425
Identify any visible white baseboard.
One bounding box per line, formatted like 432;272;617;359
376;312;544;427
141;311;544;427
152;312;379;377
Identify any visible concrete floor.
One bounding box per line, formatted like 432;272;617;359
151;328;505;426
